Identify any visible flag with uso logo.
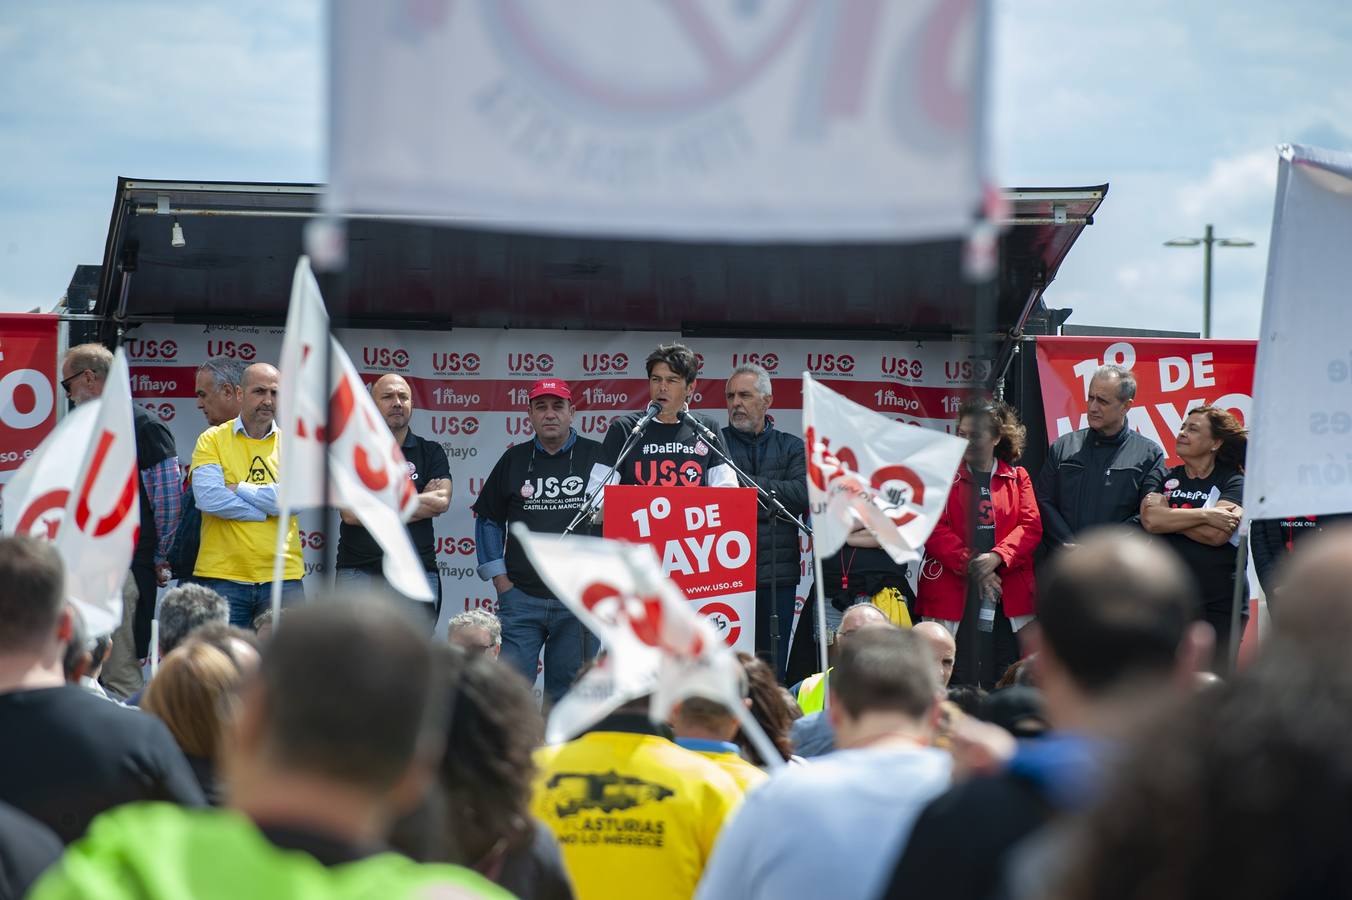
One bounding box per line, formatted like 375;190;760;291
512;526;750;745
803;373;967;564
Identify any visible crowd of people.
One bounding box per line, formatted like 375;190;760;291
3;339;1346;898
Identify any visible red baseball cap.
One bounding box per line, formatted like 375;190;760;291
527;378;573;402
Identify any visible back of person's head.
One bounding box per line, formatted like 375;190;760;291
1037;527;1198;695
736;652;795;765
1051;647;1352;900
143;640;245;761
0;536;66;656
446;608;502;654
62;605;90;682
1271;524;1352;653
830;628;939;721
253;600;445;793
158;584;228;655
434;646;543;865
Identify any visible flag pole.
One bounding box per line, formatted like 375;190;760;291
812;550;830;685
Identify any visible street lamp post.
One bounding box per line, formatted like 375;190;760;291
1164;224;1255;338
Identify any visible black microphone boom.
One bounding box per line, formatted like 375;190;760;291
630;401;665;435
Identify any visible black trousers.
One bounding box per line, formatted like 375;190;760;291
952;591;1020;690
130;561;158;659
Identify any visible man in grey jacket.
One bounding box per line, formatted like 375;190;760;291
1035;365;1165;553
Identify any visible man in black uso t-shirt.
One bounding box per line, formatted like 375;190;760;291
587;342;738;500
335;374;451;628
473;379;604;701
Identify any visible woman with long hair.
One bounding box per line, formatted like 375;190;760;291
1141;405;1248;660
918;399;1043;689
735;653;796;767
142;640;247;804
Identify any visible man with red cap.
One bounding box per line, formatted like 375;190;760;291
473;379;605;701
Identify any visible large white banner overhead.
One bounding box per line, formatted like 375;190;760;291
1245;144;1352;519
328;0;988;241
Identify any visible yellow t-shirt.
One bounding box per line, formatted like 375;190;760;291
190;420;303;583
532;731;743;900
695;750;769;794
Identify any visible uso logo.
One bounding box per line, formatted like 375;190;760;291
437;537;476;556
142;401;174;422
732;352;779;373
699;601;742;647
806;353;855;375
505;416;535;436
463;597;500;614
944;359;993;383
880;356;923;379
580;352;628;374
507;352;554;375
123;339;178;361
205;340;257;361
468;477;485;497
432;352;481;373
298;530;326;550
430;416;479;435
578;414;613;435
362;347;410;369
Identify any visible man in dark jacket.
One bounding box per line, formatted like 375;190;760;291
721;364;807;679
1035;364;1165;553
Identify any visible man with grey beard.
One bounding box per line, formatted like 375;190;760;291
721;363;807;680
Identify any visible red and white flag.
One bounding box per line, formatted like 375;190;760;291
513;525;765;759
803;373;967;565
3;350;140;636
274;257;429;601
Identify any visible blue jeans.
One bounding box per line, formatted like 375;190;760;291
198;578;305;629
497;586;596;703
335;568;442;633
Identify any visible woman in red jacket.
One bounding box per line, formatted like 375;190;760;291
918;399;1043;688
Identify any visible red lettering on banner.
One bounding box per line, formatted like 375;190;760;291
807;427;923;527
1034;337;1256;466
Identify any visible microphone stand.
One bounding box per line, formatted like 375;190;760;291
680;411;813;678
561;409;654;538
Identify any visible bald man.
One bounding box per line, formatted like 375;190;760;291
191;363;305;628
912;622;958;687
336;374;451;628
790;603;895;756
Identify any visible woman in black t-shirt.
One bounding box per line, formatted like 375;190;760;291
1140;405;1248;661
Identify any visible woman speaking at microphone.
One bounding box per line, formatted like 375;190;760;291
1140;406;1248;662
917;399;1042;689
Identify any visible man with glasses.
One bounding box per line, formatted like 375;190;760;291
60;343;181;697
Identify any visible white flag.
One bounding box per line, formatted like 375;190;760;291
277;258;430;601
802;373;967;564
327;0;988;242
1245;144;1352;518
513;526;746;744
4;351;140;636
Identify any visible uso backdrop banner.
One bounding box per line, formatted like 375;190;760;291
1035;336;1256;466
105;323;984;633
603;486;758;653
0;314;60;488
328;0;988;241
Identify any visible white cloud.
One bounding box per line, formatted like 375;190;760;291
1178;149;1279;222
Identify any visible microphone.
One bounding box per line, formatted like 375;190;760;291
630;401;664;435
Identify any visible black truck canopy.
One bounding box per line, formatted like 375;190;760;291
92;178;1104;349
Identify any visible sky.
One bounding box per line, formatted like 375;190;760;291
2;0;1351;339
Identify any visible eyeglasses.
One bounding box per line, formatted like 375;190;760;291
60;369;91;396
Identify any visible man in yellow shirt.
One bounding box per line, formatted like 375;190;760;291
531;699;743;900
191;363;304;628
671;698;768;793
